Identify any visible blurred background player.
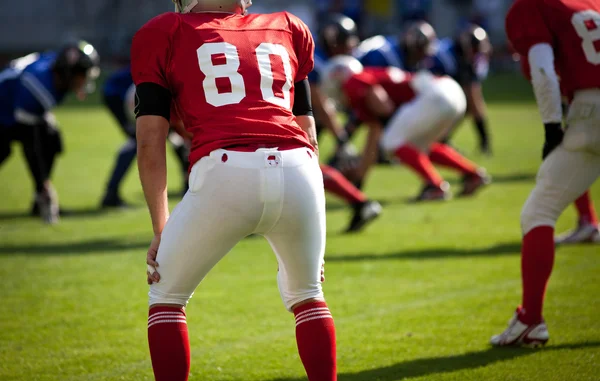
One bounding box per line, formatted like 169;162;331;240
354;20;437;73
132;0;337;380
425;24;494;155
310;14;382;231
322;56;490;201
0;41;100;223
100;67;189;208
492;0;600;347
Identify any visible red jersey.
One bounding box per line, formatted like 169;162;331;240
131;11;315;166
506;0;600;99
342;67;416;122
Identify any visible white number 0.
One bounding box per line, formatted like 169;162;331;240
572;10;600;65
197;42;293;108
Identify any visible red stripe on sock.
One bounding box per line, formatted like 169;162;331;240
395;144;443;186
520;226;555;325
293;301;337;381
321;164;366;205
148;306;190;381
428;143;477;175
574;191;598;225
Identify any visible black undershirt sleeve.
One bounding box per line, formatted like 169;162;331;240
134;82;172;121
293;78;313;117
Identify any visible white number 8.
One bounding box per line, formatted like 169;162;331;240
197;42;293;108
572;10;600;65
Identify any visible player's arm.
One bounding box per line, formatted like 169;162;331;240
310;83;348;145
355;85;394;181
506;0;561;159
527;43;563;158
135;83;171;236
295;78;319;156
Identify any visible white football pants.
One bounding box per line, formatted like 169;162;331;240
521;89;600;235
380;76;467;152
149;147;327;311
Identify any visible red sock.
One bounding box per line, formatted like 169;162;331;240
428;143;478;176
294;301;337;381
395;144;444;187
321;164;366;205
520;226;555;325
148;306;190;381
574;191;598;225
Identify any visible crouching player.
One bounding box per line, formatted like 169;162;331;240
322;56;490;201
491;0;600;347
132;0;337;379
101;68;190;207
0;42;100;223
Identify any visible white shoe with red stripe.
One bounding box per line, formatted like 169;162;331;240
490;313;549;347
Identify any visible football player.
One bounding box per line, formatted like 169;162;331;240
322;56;490;201
132;1;336;380
492;0;600;347
0;42;100;223
424;24;493;155
309;14;382;232
100;67;189;208
354;20;437;72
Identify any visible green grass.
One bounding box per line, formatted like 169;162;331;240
0;74;599;381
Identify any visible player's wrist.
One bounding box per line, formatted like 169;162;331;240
544;122;563;139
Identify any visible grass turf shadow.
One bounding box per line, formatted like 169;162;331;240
0;238;148;256
326;241;522;263
264;341;600;381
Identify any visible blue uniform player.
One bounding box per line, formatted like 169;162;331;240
100;67;190;208
354;21;437;72
0;42;100;223
423;25;493;154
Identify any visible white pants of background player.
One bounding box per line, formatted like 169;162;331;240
380;75;467;152
149;147;326;311
521;89;600;234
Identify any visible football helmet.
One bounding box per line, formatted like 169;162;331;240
318;13;359;56
320;55;363;105
400;21;438;57
456;24;492;59
172;0;252;14
54;40;100;94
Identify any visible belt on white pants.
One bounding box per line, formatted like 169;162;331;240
208;147;316;169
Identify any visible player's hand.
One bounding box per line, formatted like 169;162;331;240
146;234;161;285
542;123;564;159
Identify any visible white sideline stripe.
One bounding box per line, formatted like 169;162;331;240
148;319;187;329
294;311;332;322
294;307;329;320
21;72;56;110
295;314;333;327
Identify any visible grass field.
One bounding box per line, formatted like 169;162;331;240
0;73;599;381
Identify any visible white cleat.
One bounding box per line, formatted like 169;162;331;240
555;222;600;245
490;313;549;348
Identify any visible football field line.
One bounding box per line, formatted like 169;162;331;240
70;278;520;381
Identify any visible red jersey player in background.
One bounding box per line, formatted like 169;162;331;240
321;56;490;201
131;1;337;380
492;0;600;347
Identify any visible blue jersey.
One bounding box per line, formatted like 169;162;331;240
103;66;133;100
308;45;329;85
425;38;489;84
0;52;66;127
354;35;406;70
